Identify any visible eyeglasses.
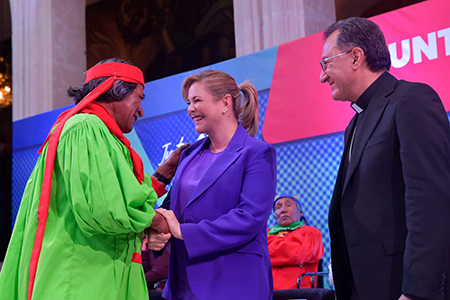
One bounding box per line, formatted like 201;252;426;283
319;50;352;72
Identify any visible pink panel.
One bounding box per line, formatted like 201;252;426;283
263;0;450;144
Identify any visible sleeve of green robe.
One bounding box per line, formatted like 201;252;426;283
57;114;158;237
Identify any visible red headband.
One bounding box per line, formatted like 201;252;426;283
85;62;145;86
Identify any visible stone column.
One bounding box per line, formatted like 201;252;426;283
233;0;336;57
10;0;87;121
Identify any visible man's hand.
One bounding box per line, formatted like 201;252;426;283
155;143;190;181
149;210;170;234
399;295;412;300
146;228;171;251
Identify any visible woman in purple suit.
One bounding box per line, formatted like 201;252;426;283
156;70;277;299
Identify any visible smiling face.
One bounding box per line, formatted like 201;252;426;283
274;197;302;227
319;30;356;102
111;84;144;133
186;82;225;136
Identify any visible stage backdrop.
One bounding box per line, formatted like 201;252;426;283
12;0;450;290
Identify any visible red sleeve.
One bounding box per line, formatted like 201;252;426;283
151;177;167;198
268;226;324;266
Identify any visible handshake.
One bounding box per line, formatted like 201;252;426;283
149;209;170;234
145;143;190;250
143;208;175;251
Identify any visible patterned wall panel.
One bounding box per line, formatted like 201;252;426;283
12;146;40;225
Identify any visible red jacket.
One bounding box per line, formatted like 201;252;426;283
268;225;324;290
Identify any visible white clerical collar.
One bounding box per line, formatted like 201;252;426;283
351;102;364;114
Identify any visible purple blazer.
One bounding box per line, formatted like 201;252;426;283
162;124;277;300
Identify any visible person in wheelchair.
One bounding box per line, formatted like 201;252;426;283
268;193;324;290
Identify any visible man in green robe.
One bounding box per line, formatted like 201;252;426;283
0;58;185;300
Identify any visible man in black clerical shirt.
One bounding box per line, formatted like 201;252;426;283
320;17;450;300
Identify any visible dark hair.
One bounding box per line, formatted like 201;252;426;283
324;17;391;72
67;58;138;104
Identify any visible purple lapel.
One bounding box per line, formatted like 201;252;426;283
185;124;247;210
169;138;208;215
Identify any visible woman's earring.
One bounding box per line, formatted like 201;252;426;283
222;110;226;114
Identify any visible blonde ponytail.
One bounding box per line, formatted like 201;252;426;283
237;82;259;137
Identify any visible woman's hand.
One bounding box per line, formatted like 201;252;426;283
146;227;171;251
157;208;183;240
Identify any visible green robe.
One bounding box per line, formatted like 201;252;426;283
0;114;159;300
